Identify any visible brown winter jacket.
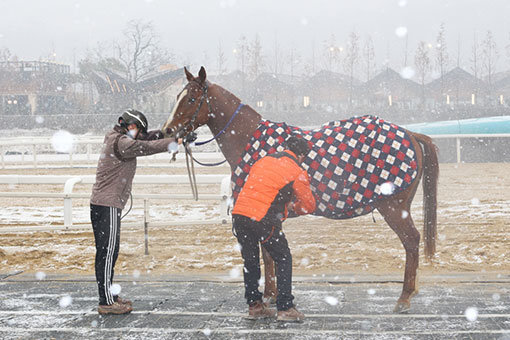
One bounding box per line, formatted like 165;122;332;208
90;126;176;209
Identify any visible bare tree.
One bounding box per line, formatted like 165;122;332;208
285;44;301;107
403;34;409;67
84;40;114;61
435;23;449;96
235;35;248;75
0;47;15;62
453;34;462;105
343;31;360;106
481;30;499;95
269;33;285;76
247;34;264;80
303;39;317;76
322;34;341;72
415;41;431;107
310;39;317;74
202;50;211;70
115;20;172;83
470;32;481;79
362;35;376;81
287;44;301;79
455;34;462;68
506;32;510;68
80;40;126;76
216;40;228;76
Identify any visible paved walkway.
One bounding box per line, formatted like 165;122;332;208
1;272;509;339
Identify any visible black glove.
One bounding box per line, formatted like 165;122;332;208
184;131;198;144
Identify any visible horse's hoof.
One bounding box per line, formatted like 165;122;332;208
263;295;277;305
393;301;410;314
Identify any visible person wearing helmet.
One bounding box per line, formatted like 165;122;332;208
90;109;179;315
231;136;316;322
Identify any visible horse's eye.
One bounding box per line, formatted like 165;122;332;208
188;97;196;104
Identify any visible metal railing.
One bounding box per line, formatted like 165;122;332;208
2;133;510;167
0;174;232;253
0;134;223;169
427;133;510;163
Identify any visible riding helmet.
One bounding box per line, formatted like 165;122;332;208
118;109;148;134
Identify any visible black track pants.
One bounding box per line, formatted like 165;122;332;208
91;204;121;305
232;214;294;311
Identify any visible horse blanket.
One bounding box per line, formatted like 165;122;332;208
231;115;419;219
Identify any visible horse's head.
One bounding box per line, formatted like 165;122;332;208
162;66;211;138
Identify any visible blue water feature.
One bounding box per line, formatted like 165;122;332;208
404;116;510;135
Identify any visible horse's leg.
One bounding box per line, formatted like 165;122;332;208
377;198;420;313
261;247;277;304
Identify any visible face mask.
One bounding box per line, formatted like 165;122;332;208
127;128;138;139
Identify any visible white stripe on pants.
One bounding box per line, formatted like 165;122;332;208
104;207;118;305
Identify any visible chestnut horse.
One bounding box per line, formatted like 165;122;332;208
163;67;439;313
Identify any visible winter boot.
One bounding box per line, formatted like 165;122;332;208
277;306;305;322
115;296;132;306
245;300;277;320
98;301;133;315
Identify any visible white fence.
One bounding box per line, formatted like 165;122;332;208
1;133;510;168
0;174;231;233
429;133;510;163
0;134;224;169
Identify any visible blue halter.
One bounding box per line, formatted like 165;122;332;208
185;102;245;167
195;103;244;146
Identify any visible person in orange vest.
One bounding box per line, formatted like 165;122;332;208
232;136;316;322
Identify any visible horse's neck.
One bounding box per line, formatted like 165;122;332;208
207;85;261;171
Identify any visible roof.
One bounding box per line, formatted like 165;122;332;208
248;73;295;100
0;60;72;95
306;70;358;88
299;70;360;101
83;66;184;95
427;67;487;95
209;70;248;93
360;67;421;97
136;67;185;93
494;73;510;91
86;69;135;94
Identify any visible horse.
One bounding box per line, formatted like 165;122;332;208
162;66;439;313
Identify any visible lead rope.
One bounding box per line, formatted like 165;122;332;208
120;192;133;220
185;144;199;200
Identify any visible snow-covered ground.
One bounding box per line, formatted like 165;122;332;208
0;161;509;278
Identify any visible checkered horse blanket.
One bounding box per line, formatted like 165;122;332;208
231;115;419;219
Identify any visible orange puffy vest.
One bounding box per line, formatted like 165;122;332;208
232;150;316;221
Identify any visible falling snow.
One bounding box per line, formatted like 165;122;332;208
51;130;74;154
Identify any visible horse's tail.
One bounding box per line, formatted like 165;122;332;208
412;132;439;259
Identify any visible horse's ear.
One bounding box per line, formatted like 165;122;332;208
184;67;194;82
198;66;207;84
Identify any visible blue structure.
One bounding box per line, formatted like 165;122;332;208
404;116;510;135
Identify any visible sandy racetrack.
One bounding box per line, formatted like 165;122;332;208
0;163;509;278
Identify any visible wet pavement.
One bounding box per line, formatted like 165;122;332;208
1;272;510;339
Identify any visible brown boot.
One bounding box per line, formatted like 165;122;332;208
277;307;305;322
98;301;133;315
115;296;132;306
245;301;276;320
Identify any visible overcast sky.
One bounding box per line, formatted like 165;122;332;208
1;0;509;75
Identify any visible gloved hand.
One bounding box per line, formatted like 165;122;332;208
168;143;178;162
286;201;298;218
184;131;198;145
